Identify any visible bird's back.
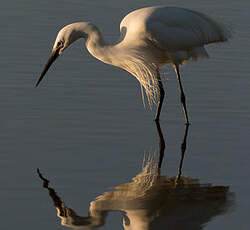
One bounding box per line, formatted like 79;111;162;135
120;6;230;51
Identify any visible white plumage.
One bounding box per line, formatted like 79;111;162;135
36;6;231;123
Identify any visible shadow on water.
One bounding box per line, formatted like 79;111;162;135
37;122;234;230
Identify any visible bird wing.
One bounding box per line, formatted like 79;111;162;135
144;7;230;51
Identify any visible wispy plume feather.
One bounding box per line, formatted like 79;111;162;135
121;52;159;108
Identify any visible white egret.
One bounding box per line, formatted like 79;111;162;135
36;6;230;123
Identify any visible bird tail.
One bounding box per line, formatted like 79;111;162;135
194;11;232;44
188;46;209;62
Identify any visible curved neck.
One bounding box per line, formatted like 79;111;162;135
78;22;115;65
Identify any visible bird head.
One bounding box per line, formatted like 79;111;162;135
35;23;88;87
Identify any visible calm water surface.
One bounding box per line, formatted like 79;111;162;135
1;0;249;229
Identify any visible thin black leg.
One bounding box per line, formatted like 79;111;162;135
155;70;165;121
174;65;190;125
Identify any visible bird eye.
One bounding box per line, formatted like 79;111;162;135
57;41;63;48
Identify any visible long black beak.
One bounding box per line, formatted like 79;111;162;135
35;48;60;87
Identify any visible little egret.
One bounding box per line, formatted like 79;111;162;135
36;6;230;123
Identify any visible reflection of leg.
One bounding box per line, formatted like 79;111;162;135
174;65;190;125
155;70;165;121
155;120;165;170
175;124;190;183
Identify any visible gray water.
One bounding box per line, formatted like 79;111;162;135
1;0;250;229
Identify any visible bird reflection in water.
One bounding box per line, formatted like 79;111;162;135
37;122;233;230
